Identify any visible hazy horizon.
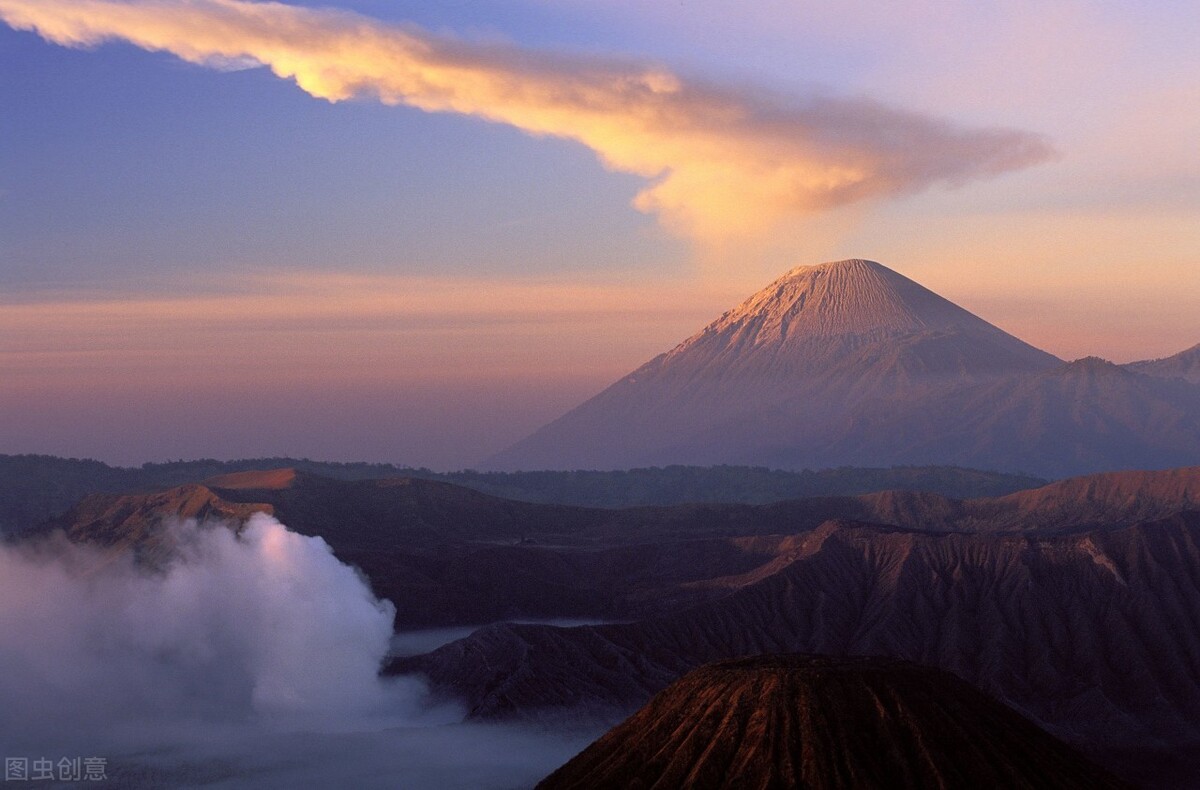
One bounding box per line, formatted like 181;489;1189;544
3;0;1198;468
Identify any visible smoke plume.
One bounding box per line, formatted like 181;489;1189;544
0;515;594;788
0;514;401;738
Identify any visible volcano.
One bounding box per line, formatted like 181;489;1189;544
489;259;1200;476
537;654;1128;790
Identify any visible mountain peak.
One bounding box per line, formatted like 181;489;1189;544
778;257;887;277
538;654;1128;790
486;259;1063;472
698;258;1010;344
784;256;887;274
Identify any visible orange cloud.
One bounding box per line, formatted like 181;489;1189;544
0;0;1055;242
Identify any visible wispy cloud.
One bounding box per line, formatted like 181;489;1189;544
0;0;1055;242
0;270;736;386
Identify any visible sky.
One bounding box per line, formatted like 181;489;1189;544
1;0;1198;468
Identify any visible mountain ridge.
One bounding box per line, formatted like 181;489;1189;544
489;259;1200;475
1129;343;1200;384
396;511;1200;787
32;462;1200;786
0;453;1043;535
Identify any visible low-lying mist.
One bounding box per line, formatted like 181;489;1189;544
389;619;616;659
0;515;596;788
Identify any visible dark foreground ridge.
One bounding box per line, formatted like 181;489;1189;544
537;654;1130;790
0;453;1042;536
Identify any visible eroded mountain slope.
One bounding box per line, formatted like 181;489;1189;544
537;655;1129;790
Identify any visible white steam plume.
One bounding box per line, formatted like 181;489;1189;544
0;514;595;788
0;514;401;739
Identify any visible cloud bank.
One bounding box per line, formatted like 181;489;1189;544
0;0;1055;241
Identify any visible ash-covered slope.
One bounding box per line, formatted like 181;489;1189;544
805;357;1200;478
665;257;1049;352
986;464;1200;525
537;655;1128;790
396;513;1200;781
44;484;270;565
489;259;1059;471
